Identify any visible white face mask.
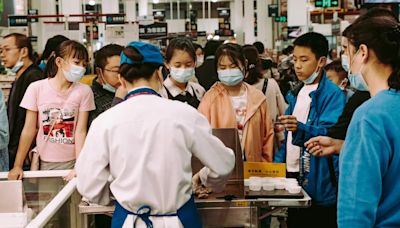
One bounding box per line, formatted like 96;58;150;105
341;54;350;72
170;67;195;83
63;64;86;83
10;57;24;74
196;56;204;67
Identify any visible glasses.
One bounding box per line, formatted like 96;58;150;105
103;68;119;75
0;47;19;54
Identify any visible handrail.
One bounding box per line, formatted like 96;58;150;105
0;170;71;179
25;178;77;228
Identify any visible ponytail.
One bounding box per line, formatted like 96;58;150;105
43;56;58;78
387;25;400;90
43;40;89;78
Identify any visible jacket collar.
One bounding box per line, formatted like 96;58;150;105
213;82;266;124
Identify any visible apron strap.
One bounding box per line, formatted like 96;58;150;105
112;196;201;228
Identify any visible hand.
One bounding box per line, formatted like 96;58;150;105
8;166;24;180
278;115;298;132
64;169;76;181
192;172;212;199
304;136;342;157
192;172;202;192
115;85;127;99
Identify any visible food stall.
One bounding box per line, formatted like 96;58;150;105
0;129;311;227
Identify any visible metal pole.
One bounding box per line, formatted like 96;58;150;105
208;0;211;19
170;0;173;19
177;0;180;19
202;0;205;19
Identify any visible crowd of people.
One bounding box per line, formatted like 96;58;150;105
0;7;399;228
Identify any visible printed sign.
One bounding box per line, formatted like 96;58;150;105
243;162;286;178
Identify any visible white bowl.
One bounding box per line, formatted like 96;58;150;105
262;183;275;191
249;183;262;191
274;183;285;190
287;186;302;194
285;183;300;191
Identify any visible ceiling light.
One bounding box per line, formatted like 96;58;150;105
88;0;96;6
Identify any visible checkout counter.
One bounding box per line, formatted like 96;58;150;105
0;129;311;227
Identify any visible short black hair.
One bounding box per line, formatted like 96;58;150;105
193;43;203;53
94;44;123;69
42;35;69;61
165;37;196;63
253;41;265;55
293;32;329;59
325;60;346;76
4;33;35;61
204;40;222;58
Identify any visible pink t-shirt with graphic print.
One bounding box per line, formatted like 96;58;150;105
20;79;95;162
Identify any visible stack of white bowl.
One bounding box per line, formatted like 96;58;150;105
244;177;302;194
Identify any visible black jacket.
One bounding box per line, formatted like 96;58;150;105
327;90;371;140
7;64;43;169
195;57;218;91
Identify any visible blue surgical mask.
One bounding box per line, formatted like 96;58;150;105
341;54;349;72
9;58;24;74
348;70;368;91
63;64;86;83
218;68;244;86
103;83;116;93
348;51;369;91
170;67;195;83
302;70;319;85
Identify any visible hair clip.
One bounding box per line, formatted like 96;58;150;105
248;64;256;69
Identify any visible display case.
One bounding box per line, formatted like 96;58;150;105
0;170;81;228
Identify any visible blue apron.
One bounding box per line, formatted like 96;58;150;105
111;195;202;228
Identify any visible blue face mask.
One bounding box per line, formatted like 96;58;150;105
218;68;244;86
348;51;369;91
302;70;320;85
170;67;195;83
341;54;349;72
63;64;86;83
9;58;24;74
103;83;116;93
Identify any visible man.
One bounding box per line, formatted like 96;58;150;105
274;32;345;228
88;44;124;127
0;33;43;169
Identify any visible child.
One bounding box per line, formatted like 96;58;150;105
273;32;345;228
162;37;205;108
198;43;274;162
8;40;95;180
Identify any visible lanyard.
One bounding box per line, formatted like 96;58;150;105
124;88;161;100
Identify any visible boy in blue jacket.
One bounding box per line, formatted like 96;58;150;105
274;32;345;228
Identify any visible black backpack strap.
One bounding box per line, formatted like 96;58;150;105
327;156;338;189
262;78;269;94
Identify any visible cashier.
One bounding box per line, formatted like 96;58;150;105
75;41;235;228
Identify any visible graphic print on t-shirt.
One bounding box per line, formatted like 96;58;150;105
41;107;76;144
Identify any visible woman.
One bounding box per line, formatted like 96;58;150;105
162;38;205;108
8;40;95;180
198;43;274;162
76;41;235;228
336;16;400;227
242;45;287;149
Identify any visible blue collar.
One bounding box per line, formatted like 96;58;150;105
124;87;161;100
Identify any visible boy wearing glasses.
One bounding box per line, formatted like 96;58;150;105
89;44;124;127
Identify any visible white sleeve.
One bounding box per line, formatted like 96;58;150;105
190;114;235;192
75;117;111;205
